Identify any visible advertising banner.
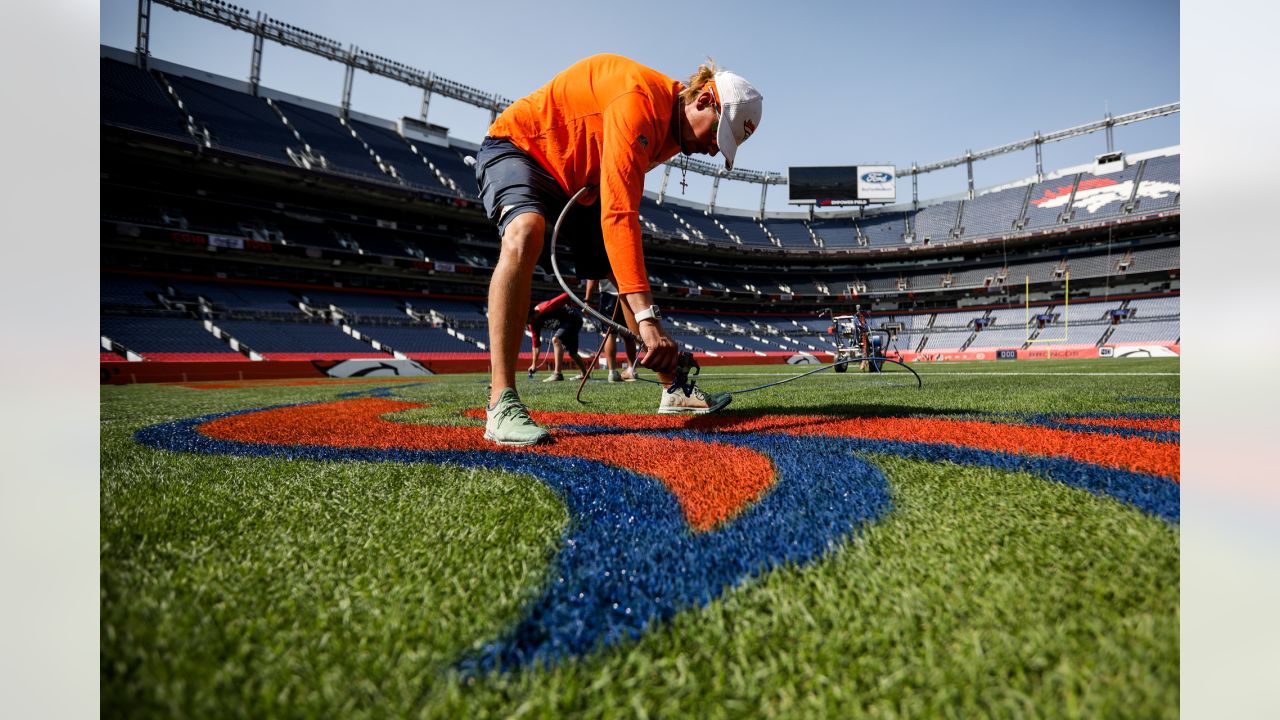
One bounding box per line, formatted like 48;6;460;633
856;165;897;203
208;235;245;250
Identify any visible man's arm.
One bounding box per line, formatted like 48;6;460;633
598;95;678;374
620;290;677;374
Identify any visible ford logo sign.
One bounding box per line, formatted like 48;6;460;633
861;171;893;183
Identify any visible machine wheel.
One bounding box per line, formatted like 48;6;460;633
834;360;848;373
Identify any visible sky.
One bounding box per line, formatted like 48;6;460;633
99;0;1178;213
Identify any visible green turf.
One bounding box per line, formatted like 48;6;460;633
101;358;1179;718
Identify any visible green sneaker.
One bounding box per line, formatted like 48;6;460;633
484;388;552;446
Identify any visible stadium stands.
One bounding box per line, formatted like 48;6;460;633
100;58;192;143
411;140;479;198
215;320;375;356
357;326;480;353
809;217;858;249
101;49;1180;373
1133;155;1180;212
101;316;236;356
858;212;907;248
765;219;817;250
1127;295;1180;318
163;73;301;163
102;275;163;308
274;101;387;180
1067;164;1143;221
348;118;451;190
300;292;406;319
966;327;1032;350
1107;320;1180;344
911;201;960;244
959;185;1027;238
716;215;775;247
1023;175;1078;229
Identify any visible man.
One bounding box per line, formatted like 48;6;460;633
475;53;763;446
527;292;590;382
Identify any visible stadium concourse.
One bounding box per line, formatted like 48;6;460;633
100;47;1179;384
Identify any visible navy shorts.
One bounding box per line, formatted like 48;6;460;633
552;313;583;354
474;136;611;280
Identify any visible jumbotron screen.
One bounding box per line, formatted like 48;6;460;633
788;165;897;205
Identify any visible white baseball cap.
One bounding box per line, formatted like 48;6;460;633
712;70;763;171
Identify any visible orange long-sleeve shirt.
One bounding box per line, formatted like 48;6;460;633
487;54;683;295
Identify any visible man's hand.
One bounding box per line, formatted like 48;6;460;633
636;321;678;374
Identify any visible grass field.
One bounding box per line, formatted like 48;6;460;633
101;358;1179;718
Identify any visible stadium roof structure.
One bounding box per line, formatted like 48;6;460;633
134;0;1177;205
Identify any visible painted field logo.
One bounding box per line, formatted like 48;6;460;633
136;395;1179;673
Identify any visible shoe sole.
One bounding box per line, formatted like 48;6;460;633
484;429;552;446
657;394;732;415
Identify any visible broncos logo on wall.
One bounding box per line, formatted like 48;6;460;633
136;387;1179;674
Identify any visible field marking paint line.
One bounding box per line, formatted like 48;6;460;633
134;400;1179;674
197;399;776;531
133;406;895;674
463;409;1179;481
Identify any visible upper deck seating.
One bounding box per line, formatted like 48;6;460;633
275;101;386;180
163;74;300;163
960;185;1027;238
100;58;192;143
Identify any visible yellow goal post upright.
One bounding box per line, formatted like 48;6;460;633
1026;271;1069;358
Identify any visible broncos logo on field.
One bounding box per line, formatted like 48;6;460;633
135;389;1178;674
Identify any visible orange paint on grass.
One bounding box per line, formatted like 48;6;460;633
462;409;1180;481
198;399;775;531
1059;416;1180;432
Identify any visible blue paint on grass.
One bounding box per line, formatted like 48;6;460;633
1026;412;1180;443
134;405;1180;674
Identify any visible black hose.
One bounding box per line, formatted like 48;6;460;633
547;188;922;398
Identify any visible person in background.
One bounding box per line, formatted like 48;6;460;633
527;292;590;382
584;278;638;382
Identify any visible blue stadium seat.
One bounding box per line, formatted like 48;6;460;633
809;217;857;249
100;59;193;143
857;212;907;247
715;214;774;246
1023;176;1079;229
102;275;162;308
163;74;300;163
275;101;387;180
911;201;960;244
960;185;1026;238
358;326;480;353
1133;155;1180;212
764;219;816;249
1068;164;1142;221
100;316;231;353
216;320;372;352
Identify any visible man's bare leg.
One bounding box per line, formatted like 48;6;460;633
604;333;618;372
488;212;545;408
